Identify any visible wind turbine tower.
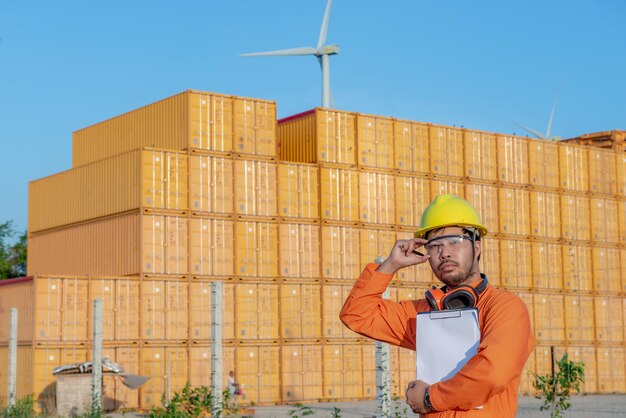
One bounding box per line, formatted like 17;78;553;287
240;0;339;108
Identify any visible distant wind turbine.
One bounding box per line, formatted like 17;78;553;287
240;0;339;108
516;91;562;141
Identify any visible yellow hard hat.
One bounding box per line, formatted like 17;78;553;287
414;194;488;238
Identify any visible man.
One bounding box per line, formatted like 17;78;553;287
340;194;534;417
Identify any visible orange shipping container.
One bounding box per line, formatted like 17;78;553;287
596;346;626;393
232;97;277;158
89;277;140;342
235;283;279;341
560;194;591;242
481;236;501;288
499;238;532;289
429;126;464;178
323;284;357;339
430;178;464;200
617;153;626;197
619;200;626;243
140;345;188;408
528;140;560;190
322;344;363;400
465;182;499;236
588;148;617;195
29;149;187;234
464;130;497;183
395;175;430;229
235;221;279;277
140;280;188;342
188;345;236;388
564;294;595;343
566;346;598;393
320;167;359;223
189;217;235;277
496;135;529;185
100;346;140;410
236;345;281;405
277;162;320;220
393;119;430;174
529;190;561;239
533;293;565;344
391;345;417;398
32;346;90;408
188;281;235;341
189;155;234;215
359;171;395;225
356;114;394;170
590;197;619;244
0;277;34;344
321;225;361;280
278;108;357;165
498;187;531;237
558;143;589;193
592;246;621;294
280;283;322;339
279;223;321;279
594;296;624;343
234;159;278;218
0;346;33;408
359;229;397;271
282;345;324;402
518;347;536;395
531;241;563;291
562;243;593;293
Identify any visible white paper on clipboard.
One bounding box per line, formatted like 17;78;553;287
415;308;480;384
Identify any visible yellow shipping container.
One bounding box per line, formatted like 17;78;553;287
430;178;465;200
518;347;536;395
139;345;188;408
189;155;234;215
189;217;235;277
622;249;626;294
140;280;188;342
281;344;324;402
391;345;417;398
590;197;619;244
322;344;363;400
100;346;140;410
321;225;361;280
566;346;598;393
395;231;436;285
597;346;626;393
277;162;319;220
235;283;279;341
28;212;188;277
395;175;430;229
280;283;322;339
278;108;357;165
188;345;236;388
360;343;376;398
617;153;626;197
533;293;565;344
481;236;501;287
499;187;531;237
528;139;560;190
233;97;277;158
234;159;278;218
235;220;279;277
189;281;235;341
560;194;591;242
29;149;187;234
588;148;617;196
279;223;320;279
562;242;593;293
323;284;357;339
465;182;499;236
499;238;532;289
236;345;281;405
89;277;140;343
558;143;589;193
531;241;563;291
0;278;34;344
592;246;621;294
359;228;397;271
529;190;561;239
496;135;529;185
564;294;595;343
359;171;395;226
429;126;464;178
356;114;394;170
594;296;624;343
393;119;430;174
619;200;626;243
464;130;497;183
320;167;359;223
0;346;33;407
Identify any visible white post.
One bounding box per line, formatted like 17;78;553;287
375;290;391;417
92;298;103;410
321;54;331;108
7;308;18;407
211;281;224;414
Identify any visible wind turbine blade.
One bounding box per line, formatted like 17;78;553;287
515;122;547;140
546;90;559;139
241;47;317;57
317;0;332;49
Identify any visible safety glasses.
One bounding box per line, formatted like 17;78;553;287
423;234;474;255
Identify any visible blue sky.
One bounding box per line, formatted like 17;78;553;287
1;0;625;237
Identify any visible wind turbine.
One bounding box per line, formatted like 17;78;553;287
516;91;562;141
240;0;339;108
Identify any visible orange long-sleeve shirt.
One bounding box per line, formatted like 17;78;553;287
340;263;534;417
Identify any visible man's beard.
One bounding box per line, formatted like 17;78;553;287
434;258;475;288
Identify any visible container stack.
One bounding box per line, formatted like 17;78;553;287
1;90;625;410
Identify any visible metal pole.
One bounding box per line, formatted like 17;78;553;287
7;308;18;407
321;54;330;108
92;298;103;411
211;281;224;414
375;289;391;418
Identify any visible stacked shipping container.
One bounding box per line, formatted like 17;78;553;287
1;90;625;409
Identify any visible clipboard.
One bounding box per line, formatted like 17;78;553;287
415;308;480;384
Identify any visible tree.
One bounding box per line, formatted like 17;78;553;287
0;221;27;279
533;352;585;418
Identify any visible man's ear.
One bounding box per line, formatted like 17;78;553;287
474;239;482;260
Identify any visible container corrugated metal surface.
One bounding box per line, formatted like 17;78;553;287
236;345;280;404
359;228;396;271
356;114;394;170
280;283;322;339
429;126;464;178
594;296;624;343
233;97;277;158
29;149;187;233
564;294;595;343
534;292;565;344
395;231;436;285
528;140;559;189
33;345;89;409
235;282;279;341
322;284;353;339
279;223;320;279
499;238;532;289
322;344;363;400
234;159;278;218
321;226;361;281
100;346;140;410
529;190;561;239
235;221;279;277
592;246;621;294
496;135;529;185
465;183;499;236
320;167;359;223
559;143;589;192
277;162;319;220
620;199;626;243
567;346;598;393
189;155;234;215
464;130;497;183
139;345;188;408
358;171;395;226
189;218;235;277
188;281;235;341
560;194;591;242
281;344;324;401
588;148;617;195
188;345;236;388
498;187;531;237
590;197;619;244
188;92;234;153
0;278;33;343
393;120;429;173
140;280;188;342
617;153;626;196
89;277;140;342
395;175;429;229
597;346;626;393
430;178;465;200
531;241;563;291
0;346;33;407
481;236;501;287
562;242;593;293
